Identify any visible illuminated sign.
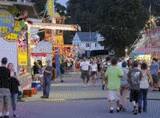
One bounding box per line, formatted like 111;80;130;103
18;48;28;66
54;35;64;46
0;9;22;42
0;9;14;37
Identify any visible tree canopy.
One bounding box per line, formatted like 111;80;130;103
33;0;160;57
66;0;149;57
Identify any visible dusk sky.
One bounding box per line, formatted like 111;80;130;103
58;0;68;6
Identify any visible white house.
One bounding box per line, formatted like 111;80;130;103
72;31;105;51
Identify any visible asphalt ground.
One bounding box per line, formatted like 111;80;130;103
15;99;160;118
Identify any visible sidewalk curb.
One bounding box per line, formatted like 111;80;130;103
19;97;160;102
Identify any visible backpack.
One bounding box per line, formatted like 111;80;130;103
103;62;110;72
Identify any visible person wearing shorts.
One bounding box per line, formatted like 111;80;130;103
108;89;121;101
90;59;98;86
80;57;90;87
105;58;123;113
128;61;143;115
0;57;11;118
150;58;159;91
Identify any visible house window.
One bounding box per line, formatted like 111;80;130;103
86;43;90;47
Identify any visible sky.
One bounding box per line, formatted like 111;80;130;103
58;0;68;6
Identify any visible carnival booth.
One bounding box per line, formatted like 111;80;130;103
132;48;151;62
31;40;52;67
0;8;33;89
132;27;160;64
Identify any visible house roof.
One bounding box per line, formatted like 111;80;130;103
76;32;97;42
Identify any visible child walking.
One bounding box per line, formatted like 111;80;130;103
105;58;123;113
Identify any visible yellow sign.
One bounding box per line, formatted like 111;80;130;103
135;55;151;61
0;26;8;34
14;27;21;32
18;48;28;66
4;33;18;40
55;35;64;46
47;0;54;17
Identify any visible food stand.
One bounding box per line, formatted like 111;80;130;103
132;27;160;64
0;8;32;89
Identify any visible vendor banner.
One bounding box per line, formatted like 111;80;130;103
18;48;28;66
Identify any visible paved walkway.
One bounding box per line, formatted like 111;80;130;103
22;72;160;102
16;100;160;118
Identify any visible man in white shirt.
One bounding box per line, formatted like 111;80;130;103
80;57;90;87
117;57;125;69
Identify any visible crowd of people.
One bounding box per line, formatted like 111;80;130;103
79;56;159;115
0;55;159;117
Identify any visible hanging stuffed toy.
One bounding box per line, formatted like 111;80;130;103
15;10;33;28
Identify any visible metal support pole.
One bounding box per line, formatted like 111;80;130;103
27;25;31;73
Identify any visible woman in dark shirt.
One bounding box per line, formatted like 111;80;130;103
8;63;20;117
32;62;40;81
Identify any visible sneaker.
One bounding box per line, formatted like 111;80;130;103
138;109;141;113
138;107;142;113
133;109;138;115
120;104;122;111
60;80;64;82
83;84;86;88
102;85;105;90
117;107;120;112
110;109;114;113
41;96;48;98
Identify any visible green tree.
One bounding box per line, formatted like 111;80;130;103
66;0;149;57
66;0;98;31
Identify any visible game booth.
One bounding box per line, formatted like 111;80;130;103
132;27;160;65
0;8;32;90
